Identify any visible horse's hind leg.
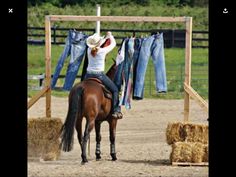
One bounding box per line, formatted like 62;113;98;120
109;118;118;161
81;119;95;164
75;116;83;151
95;120;102;160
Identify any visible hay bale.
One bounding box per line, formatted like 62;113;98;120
202;144;209;162
184;124;208;144
166;122;208;145
28;117;63;161
170;142;208;163
170;142;192;162
192;142;205;163
166;122;185;144
28;117;62;140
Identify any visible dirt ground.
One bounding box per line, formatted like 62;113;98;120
28;96;208;177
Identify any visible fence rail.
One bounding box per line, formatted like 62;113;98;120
28;26;208;48
28;63;208;98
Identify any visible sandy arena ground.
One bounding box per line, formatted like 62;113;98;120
28;96;208;177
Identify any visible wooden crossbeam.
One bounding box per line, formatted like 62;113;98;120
27;87;49;109
184;83;208;113
48;15;188;23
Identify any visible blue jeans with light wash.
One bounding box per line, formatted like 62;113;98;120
134;33;167;99
151;33;167;93
51;30;87;90
121;38;135;107
132;38;143;99
124;38;135;85
84;72;120;112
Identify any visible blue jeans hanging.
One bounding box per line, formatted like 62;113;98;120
51;30;88;91
134;33;167;99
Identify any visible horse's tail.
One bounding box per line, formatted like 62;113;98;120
60;86;83;152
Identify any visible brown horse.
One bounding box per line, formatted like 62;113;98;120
60;61;119;164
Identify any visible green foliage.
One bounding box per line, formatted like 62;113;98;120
179;0;194;6
59;0;83;7
28;0;208;7
28;4;208;30
166;0;179;6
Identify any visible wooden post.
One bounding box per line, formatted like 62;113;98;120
184;17;192;122
96;4;101;35
45;16;52;118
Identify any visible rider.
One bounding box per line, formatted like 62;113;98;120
84;31;122;119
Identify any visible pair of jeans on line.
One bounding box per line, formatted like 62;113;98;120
114;38;142;109
51;30;88;91
121;37;135;109
84;72;121;112
133;33;167;99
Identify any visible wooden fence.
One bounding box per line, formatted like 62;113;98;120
28;26;208;48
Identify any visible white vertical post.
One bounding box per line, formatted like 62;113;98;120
96;4;101;35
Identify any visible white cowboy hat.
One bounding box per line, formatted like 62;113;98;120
86;33;106;48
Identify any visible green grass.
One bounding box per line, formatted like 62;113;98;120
28;45;208;99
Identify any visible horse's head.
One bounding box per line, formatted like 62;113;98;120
106;59;117;80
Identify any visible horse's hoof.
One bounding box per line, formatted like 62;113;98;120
81;160;88;165
112;157;117;161
96;155;101;161
111;154;117;161
81;157;88;164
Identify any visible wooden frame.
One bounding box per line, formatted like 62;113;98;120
27;15;208;121
172;162;208;166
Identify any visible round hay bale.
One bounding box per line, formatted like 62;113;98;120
28;117;63;161
166;122;208;145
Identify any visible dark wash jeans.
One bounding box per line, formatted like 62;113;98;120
84;72;120;112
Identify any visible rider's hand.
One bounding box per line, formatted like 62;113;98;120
106;31;112;37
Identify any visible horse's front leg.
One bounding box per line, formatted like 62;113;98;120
95;120;102;160
81;119;94;164
109;118;118;161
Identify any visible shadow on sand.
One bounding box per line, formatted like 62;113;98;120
119;159;171;166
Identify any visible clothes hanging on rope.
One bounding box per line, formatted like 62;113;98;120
51;31;167;102
114;32;167;109
133;33;167;99
114;38;127;92
51;30;88;90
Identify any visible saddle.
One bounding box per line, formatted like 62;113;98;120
85;78;113;99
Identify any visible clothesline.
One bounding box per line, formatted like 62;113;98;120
51;29;167;109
